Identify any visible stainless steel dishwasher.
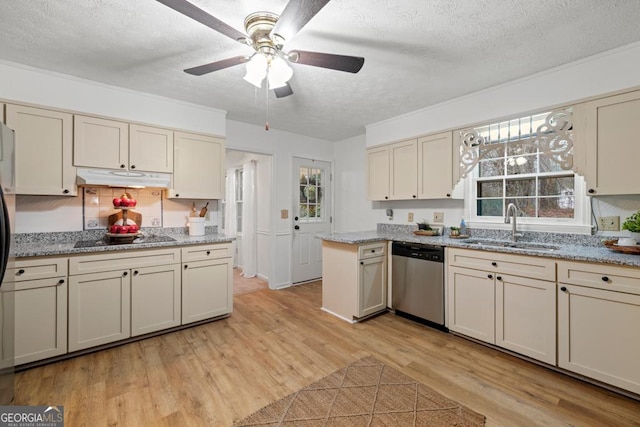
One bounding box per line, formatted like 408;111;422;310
391;242;446;330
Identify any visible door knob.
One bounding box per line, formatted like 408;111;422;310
294;225;300;230
294;216;299;221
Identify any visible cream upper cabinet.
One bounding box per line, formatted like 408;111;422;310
366;139;417;201
579;90;640;195
366;145;390;200
418;131;458;199
557;260;640;394
74;115;129;170
5;104;76;196
168;131;225;199
447;248;557;364
129;124;173;173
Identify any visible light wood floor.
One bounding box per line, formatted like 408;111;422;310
232;268;268;296
15;282;640;426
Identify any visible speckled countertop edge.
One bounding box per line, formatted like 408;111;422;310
13;227;235;258
316;231;640;268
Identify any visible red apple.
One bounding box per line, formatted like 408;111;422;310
119;225;129;234
110;224;122;234
128;224;139;233
112;197;122;207
119;198;130;207
129;198;137;207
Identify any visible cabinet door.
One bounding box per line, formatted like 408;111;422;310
129;124;173;173
389;139;417;200
5;278;67;365
131;264;181;336
169;132;224;199
6;104;76;196
74;115;129;170
447;266;495;343
496;274;556;364
558;284;640;394
181;258;232;324
418;132;455;199
358;256;386;318
582;90;640;195
366;146;390;201
68;270;131;352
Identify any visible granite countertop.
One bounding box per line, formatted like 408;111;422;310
317;230;640;268
13;227;234;258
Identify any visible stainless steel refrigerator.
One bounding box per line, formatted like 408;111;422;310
0;122;15;404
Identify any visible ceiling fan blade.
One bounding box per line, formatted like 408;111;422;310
271;0;331;43
156;0;246;41
288;50;364;73
274;83;294;98
184;56;249;76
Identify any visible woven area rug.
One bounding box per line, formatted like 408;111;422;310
234;356;486;426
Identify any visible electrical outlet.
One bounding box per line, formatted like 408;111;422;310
598;216;620;231
434;212;444;223
408;212;414;222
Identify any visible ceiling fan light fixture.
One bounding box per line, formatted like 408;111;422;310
267;56;293;89
243;53;268;88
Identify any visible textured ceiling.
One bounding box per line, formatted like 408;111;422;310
1;1;640;141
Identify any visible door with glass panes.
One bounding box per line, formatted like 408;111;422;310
292;158;331;283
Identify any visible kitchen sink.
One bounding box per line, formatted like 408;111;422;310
464;239;559;252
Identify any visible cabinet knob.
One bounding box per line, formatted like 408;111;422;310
58;279;65;284
491;262;497;267
588;189;595;194
206;250;211;255
175;194;180;197
384;196;388;200
601;276;609;282
62;189;69;194
133;270;139;276
412;195;416;198
360;261;364;265
131;164;136;169
17;269;25;275
120;164;126;169
122;271;128;276
560;286;567;292
371;249;375;253
487;274;493;279
184;265;188;270
446;193;451;197
496;276;502;281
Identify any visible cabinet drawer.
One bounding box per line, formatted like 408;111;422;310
7;257;68;282
358;242;386;260
181;243;233;262
558;260;640;295
447;248;556;282
69;248;180;275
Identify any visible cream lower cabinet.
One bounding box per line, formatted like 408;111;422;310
321;240;387;322
2;257;68;365
557;261;640;394
181;244;233;324
447;248;556;364
68;248;181;352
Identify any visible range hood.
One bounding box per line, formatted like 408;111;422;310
76;168;171;188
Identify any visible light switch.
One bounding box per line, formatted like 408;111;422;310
408;212;414;222
434;212;444;223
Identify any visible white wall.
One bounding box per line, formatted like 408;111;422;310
366;41;640;146
225;120;333;288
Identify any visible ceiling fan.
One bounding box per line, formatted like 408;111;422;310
156;0;365;98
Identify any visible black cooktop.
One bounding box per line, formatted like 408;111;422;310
74;235;177;248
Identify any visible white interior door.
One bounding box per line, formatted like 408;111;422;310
292;158;331;284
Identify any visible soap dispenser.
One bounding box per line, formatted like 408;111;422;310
460;218;468;236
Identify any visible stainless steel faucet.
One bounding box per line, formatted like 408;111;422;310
505;203;519;242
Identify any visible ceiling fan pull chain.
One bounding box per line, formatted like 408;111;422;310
265;80;270;131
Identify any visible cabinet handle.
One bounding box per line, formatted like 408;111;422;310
58;279;65;285
120;164;126;169
133;270;139;276
17;269;25;275
184;265;188;270
588;189;595;194
560;286;567;292
491;262;497;267
601;276;609;282
496;276;502;281
131;164;136;169
62;189;69;194
122;271;128;276
206;250;211;255
487;274;493;279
